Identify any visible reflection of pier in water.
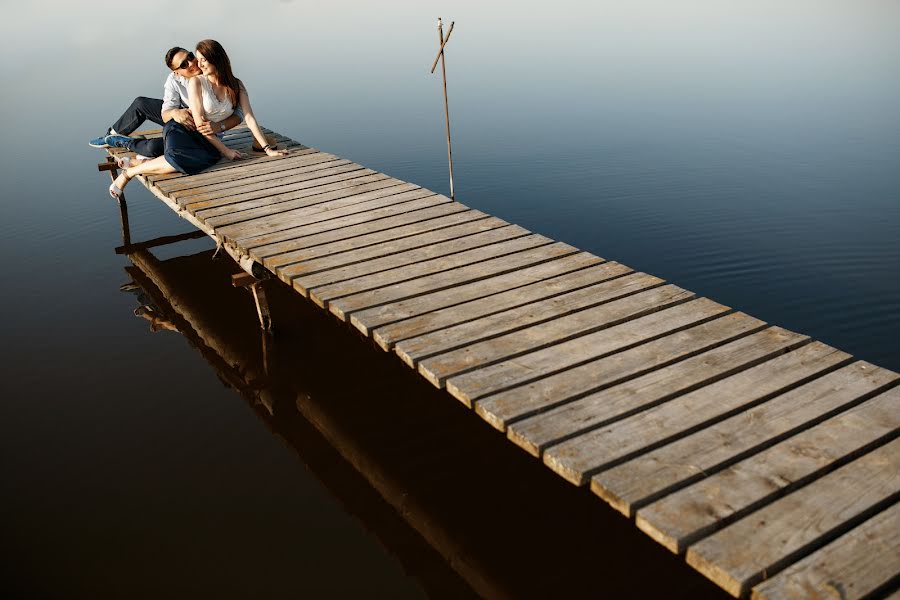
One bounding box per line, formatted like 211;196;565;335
121;239;728;599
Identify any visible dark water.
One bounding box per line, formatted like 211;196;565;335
2;1;899;597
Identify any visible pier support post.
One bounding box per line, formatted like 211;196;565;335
98;158;131;245
232;273;274;333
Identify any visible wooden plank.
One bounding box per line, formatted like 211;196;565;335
636;380;898;554
174;161;363;204
591;361;899;517
219;188;438;242
414;283;693;387
469;310;764;423
544;340;849;490
187;172;391;215
264;209;492;269
203;181;416;228
169;157;353;200
325;242;581;322
279;216;509;276
196;176;399;222
684;435;900;598
252;203;471;260
231;194;455;249
182;168;378;211
155;150;332;193
291;225;532;292
153;146;321;191
751;502;900;600
367;259;627;348
403;273;666;371
305;233;552;307
359;252;608;343
513;327;810;468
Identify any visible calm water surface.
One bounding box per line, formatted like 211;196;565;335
2;1;898;597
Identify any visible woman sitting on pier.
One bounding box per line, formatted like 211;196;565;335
110;39;288;199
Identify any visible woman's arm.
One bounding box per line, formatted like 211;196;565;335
189;78;240;159
238;81;288;157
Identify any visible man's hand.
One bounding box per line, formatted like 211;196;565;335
172;108;196;131
196;118;218;136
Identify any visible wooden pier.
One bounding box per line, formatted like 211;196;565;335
104;125;900;599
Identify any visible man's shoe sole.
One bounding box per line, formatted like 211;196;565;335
89;141;110;148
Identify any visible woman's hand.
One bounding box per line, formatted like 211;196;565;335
265;146;288;157
223;148;244;161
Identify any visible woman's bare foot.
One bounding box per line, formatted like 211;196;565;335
109;171;131;200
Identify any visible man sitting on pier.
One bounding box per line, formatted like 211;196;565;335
88;47;244;158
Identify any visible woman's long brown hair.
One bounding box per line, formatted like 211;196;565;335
195;39;241;106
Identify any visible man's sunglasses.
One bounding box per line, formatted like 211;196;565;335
173;52;195;71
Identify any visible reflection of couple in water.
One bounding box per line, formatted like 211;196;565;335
93;39;288;200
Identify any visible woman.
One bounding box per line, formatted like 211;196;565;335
110;39;288;199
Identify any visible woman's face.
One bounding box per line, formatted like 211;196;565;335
196;51;215;76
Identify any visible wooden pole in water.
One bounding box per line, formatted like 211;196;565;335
432;18;456;200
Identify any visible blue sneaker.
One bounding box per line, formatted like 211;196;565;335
89;135;110;148
104;134;134;149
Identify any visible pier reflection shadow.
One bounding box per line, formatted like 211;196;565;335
120;243;728;600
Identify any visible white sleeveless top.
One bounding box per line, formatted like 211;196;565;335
198;75;234;123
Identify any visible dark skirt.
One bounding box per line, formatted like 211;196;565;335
163;120;221;175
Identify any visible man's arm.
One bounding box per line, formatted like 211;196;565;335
196;113;242;136
161;74;195;130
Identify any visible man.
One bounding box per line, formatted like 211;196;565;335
88;47;243;157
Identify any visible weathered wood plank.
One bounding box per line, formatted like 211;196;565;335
203;181;417;228
592;362;899;516
170;157;353;200
232;194;455;248
264;209;491;269
514;327;810;469
469;310;763;423
183;168;380;211
282;217;512;278
291;225;532;292
155;150;333;193
306;234;553;308
359;252;608;344
684;435;900;598
187;172;392;215
252;203;471;261
196;176;399;222
751;502;899;600
404;273;666;371
219;189;439;242
636;380;897;554
326;242;581;322
564;342;850;492
414;283;693;387
175;161;362;204
367;260;627;349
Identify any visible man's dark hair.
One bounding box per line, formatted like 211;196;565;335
165;47;187;70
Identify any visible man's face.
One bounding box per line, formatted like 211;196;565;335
171;50;201;78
